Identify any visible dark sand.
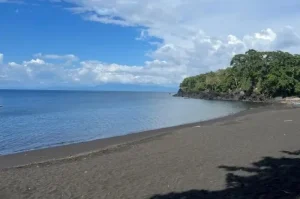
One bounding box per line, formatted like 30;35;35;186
1;105;300;198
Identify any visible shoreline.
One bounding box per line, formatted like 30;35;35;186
173;89;271;102
1;103;300;198
0;103;282;170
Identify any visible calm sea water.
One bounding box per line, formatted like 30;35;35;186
0;90;253;155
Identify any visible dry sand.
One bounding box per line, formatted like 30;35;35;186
1;105;300;199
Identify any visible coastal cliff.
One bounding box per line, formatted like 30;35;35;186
175;50;300;102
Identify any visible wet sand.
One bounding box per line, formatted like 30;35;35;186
1;105;300;198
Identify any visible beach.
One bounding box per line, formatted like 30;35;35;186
1;105;300;198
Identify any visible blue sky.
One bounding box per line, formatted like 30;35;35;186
1;0;300;90
0;0;153;65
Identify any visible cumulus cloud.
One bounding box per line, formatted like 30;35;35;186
34;53;79;64
70;59;185;85
273;26;300;49
2;27;300;88
0;57;69;88
0;56;184;87
85;14;133;27
60;0;300;77
0;53;3;64
2;0;300;88
64;0;300;40
0;0;23;3
23;59;46;66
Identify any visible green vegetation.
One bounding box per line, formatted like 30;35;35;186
180;50;300;98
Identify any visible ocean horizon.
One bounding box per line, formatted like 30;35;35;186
0;90;254;155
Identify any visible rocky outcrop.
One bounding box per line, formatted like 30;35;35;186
174;89;270;102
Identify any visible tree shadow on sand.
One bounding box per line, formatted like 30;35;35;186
150;150;300;199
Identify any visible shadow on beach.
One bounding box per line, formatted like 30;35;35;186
149;150;300;199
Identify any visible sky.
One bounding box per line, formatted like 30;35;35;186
1;0;300;91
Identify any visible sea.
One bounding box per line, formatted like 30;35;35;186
0;90;254;155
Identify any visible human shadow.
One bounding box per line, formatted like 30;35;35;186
149;150;300;199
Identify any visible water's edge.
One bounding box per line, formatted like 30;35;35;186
2;103;253;156
0;91;254;155
0;103;284;169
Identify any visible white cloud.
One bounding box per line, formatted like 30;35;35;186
2;1;300;88
85;14;133;27
0;0;23;3
60;0;300;76
64;0;300;38
273;26;300;49
2;27;300;88
34;53;79;63
0;53;3;64
1;58;67;87
23;59;46;66
71;59;185;85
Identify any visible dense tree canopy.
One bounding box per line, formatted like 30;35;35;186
180;50;300;98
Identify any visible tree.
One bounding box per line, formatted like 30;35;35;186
179;50;300;99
